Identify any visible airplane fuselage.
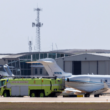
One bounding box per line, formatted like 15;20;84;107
66;75;110;92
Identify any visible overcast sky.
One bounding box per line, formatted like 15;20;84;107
0;0;110;53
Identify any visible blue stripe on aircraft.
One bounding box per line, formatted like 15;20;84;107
54;72;62;74
69;79;104;84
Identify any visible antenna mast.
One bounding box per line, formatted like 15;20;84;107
32;7;43;52
28;41;32;52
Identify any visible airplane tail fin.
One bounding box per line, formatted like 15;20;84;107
3;64;14;76
27;58;72;77
0;64;14;77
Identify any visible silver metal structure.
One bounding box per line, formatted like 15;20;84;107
28;41;32;52
32;7;43;52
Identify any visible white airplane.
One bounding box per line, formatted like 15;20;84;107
27;58;110;97
0;64;14;77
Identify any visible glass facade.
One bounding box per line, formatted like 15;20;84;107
40;68;42;74
7;52;67;76
27;55;31;59
8;60;31;75
21;70;31;75
65;54;69;57
35;69;38;74
44;53;47;58
20;62;31;75
40;53;47;59
20;55;31;60
40;53;43;59
8;60;20;75
33;54;39;61
20;53;66;61
32;54;36;61
57;54;61;58
8;60;12;66
36;54;39;59
49;53;56;59
57;53;64;58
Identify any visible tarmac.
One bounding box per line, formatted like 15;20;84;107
1;95;110;103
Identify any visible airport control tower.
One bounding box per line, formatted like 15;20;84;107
32;7;43;52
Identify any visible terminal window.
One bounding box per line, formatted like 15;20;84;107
40;68;42;74
35;69;38;74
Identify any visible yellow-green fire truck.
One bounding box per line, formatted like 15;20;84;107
0;77;65;97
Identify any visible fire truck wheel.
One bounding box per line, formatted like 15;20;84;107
50;93;57;97
30;92;36;97
3;91;8;97
53;93;57;97
39;92;45;97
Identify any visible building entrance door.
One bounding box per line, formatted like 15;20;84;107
72;61;81;75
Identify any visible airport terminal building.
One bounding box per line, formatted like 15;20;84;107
1;49;110;76
0;51;70;75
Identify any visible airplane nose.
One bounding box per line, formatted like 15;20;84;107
67;78;69;82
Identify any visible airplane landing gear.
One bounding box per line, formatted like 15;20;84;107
94;94;99;97
84;94;90;97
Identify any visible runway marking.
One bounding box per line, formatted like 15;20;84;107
0;97;110;103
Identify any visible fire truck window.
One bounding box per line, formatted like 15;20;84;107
1;81;5;86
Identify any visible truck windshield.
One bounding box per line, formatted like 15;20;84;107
0;81;5;87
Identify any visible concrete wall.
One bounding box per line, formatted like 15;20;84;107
30;60;110;76
55;58;64;70
65;61;72;73
98;61;106;75
81;61;89;75
108;61;110;75
55;54;110;75
64;54;110;61
81;61;97;75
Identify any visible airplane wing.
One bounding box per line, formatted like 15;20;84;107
64;88;81;93
62;87;82;95
91;82;109;95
